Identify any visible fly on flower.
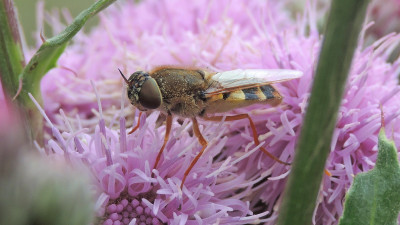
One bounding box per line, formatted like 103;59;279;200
119;66;303;188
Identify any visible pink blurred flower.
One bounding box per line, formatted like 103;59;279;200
37;0;400;224
368;0;400;39
0;82;20;132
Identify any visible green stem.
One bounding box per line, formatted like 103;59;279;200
277;0;370;224
0;0;25;94
0;0;30;139
1;0;116;142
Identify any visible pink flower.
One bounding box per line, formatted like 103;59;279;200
37;0;400;224
368;0;400;39
229;29;400;224
33;84;272;224
40;0;293;119
0;83;20;131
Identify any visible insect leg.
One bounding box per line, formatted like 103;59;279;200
181;117;208;189
128;111;143;134
202;114;290;165
153;114;173;171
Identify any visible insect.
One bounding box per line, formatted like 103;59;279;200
119;66;303;188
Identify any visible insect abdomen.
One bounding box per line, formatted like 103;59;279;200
204;85;282;114
208;85;281;102
230;85;281;101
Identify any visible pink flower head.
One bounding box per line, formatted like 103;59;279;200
34;81;274;224
40;0;294;119
37;0;400;224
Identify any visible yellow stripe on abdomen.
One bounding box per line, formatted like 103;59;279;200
223;90;246;101
208;93;224;102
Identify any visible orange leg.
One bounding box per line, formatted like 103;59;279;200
202;114;290;165
153;114;173;171
324;169;332;176
128;111;143;134
181;117;208;189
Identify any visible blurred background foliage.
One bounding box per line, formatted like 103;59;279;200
14;0;97;47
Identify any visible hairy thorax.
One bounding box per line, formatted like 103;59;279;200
151;68;210;117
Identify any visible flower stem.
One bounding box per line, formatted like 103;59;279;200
0;0;30;138
277;0;370;224
0;0;116;142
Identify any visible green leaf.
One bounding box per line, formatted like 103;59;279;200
11;0;115;141
18;0;115;104
338;129;400;225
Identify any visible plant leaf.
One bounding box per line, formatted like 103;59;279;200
19;0;116;102
338;129;400;225
13;0;115;141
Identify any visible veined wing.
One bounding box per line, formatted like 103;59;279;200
204;69;303;96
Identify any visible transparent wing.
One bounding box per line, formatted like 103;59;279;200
204;69;303;96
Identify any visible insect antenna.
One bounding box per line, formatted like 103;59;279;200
118;68;129;84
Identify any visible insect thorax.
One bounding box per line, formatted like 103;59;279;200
151;68;209;117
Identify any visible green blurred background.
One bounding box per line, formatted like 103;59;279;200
14;0;96;47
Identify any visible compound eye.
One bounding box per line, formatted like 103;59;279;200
139;78;162;109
